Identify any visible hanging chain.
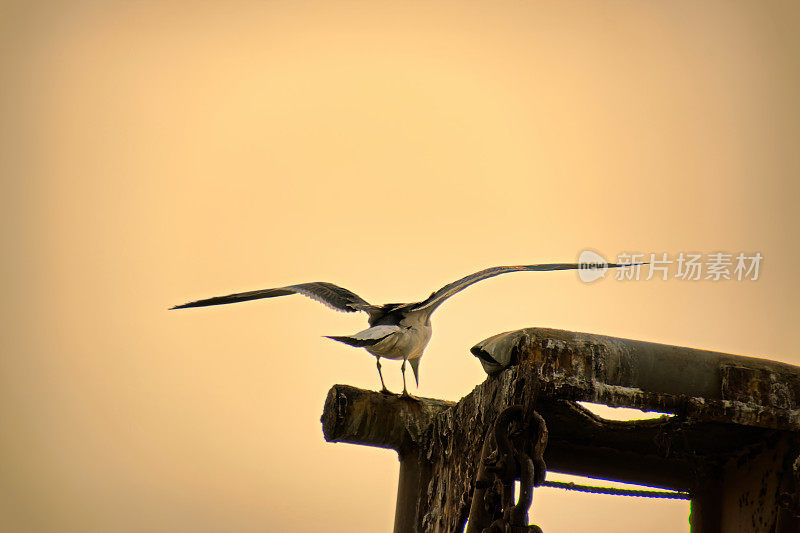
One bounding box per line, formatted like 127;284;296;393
467;405;547;533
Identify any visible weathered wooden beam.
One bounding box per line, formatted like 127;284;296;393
322;328;800;532
321;385;454;452
321;382;699;529
472;328;800;431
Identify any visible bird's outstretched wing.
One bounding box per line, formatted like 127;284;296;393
171;282;375;313
411;263;626;312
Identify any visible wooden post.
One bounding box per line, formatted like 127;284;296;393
321;385;453;532
690;435;800;532
394;451;430;533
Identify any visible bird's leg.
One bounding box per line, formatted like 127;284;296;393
377;358;391;394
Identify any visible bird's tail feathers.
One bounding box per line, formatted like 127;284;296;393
325;335;383;348
325;325;400;348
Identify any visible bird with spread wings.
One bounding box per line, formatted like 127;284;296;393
172;263;625;395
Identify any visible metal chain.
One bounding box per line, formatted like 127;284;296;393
466;406;547;532
540;481;690;500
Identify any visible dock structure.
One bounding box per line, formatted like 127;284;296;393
322;328;800;532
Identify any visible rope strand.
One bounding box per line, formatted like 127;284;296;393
540;480;690;500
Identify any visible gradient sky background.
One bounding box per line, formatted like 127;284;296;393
2;1;799;531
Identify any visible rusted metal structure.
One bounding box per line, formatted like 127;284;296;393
321;328;800;532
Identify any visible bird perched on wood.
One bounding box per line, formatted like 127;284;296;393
171;263;625;395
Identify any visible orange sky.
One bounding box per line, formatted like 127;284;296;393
2;1;799;531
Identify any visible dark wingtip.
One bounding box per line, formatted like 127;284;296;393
169;298;223;310
606;262;649;268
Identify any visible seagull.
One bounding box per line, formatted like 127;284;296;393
171;263;626;395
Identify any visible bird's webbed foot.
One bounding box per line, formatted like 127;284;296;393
379;387;394;395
